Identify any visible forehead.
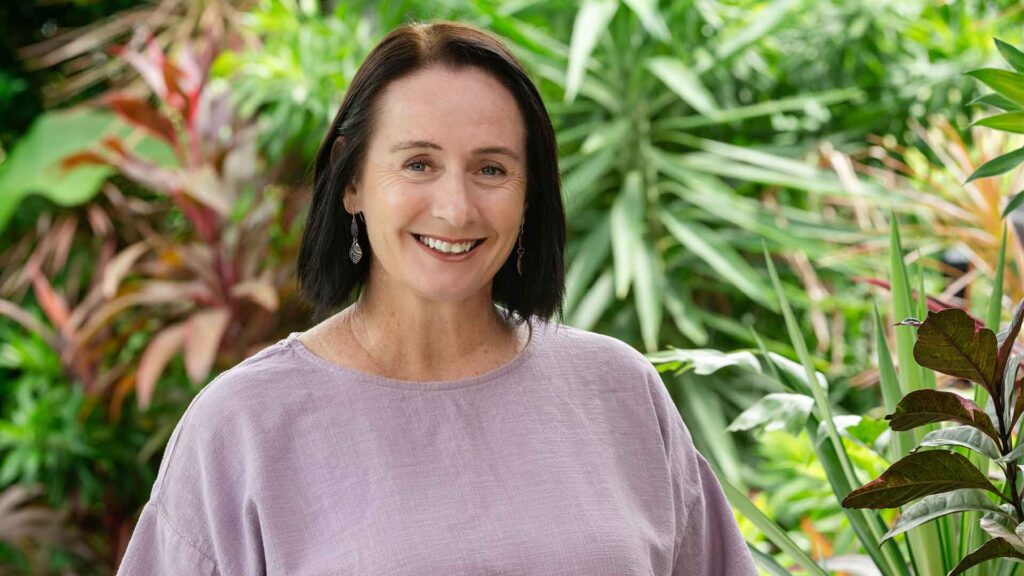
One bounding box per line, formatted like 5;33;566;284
372;66;526;150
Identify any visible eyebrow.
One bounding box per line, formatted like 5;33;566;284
389;140;522;161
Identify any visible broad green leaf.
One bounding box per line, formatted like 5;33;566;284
886;389;1001;445
1004;191;1024;218
973;112;1024;134
659;212;772;307
918;426;1001;461
562;146;617;216
968;147;1024;183
712;0;803;64
610;171;644;299
841;450;1006;509
969;93;1023;112
764;351;829;396
634;233;664;352
564;217;611;314
646;348;759;375
910;308;998;396
0;109;175;234
565;0;618;102
994;443;1024;464
580;119;630;154
663;282;708;345
844;417;889;451
656;88;861;130
726;392;813;434
570;269;614;330
881;489;1004;543
996;39;1024;74
950;538;1024;576
645;57;719;115
968;69;1024;107
979;509;1024;546
621;0;670;41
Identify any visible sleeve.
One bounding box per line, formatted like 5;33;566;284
116;501;218;576
644;365;758;576
116;377;266;576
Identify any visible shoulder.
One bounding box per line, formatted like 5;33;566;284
150;338;297;497
534;319;661;382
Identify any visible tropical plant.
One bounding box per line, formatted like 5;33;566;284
49;30;298;408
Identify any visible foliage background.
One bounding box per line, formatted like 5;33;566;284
2;0;1024;573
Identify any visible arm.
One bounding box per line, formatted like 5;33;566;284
645;365;757;576
116;376;265;576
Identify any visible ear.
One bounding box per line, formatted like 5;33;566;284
342;180;360;215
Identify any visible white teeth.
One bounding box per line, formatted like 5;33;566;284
417;235;477;254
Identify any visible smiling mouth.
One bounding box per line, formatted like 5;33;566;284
413;234;486;255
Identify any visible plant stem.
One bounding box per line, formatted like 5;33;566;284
995;396;1024;520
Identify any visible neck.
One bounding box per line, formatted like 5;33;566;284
341;273;519;379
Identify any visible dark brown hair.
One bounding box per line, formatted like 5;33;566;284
297;20;565;327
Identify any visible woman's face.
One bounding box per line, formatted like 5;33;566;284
344;65;528;304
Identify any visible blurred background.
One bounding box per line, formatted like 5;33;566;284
2;0;1024;574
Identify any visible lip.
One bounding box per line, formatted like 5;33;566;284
411;233;485;261
413;233;484;244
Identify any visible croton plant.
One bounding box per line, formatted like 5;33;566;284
843;299;1024;574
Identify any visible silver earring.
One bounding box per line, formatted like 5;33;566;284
349;213;363;264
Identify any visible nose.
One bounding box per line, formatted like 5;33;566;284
431;170;477;229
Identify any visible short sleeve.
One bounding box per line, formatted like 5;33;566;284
644;365;757;576
116;501;218;576
116;372;266;576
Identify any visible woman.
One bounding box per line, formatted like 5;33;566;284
117;20;756;576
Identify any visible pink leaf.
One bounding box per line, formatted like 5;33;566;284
135;322;188;409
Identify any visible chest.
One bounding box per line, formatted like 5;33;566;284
247;397;675;576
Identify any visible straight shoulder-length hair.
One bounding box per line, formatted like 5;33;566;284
297;20;565;327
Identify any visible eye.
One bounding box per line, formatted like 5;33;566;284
481;164;507;177
405;159;431;172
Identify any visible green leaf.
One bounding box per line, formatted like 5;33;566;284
659;212;772;307
996;39;1024;74
647;348;759;375
663;283;708;345
621;0;670;41
610;171;645;299
909;308;999;396
565;0;618;102
970;148;1024;183
950;538;1024;576
634;233;664;352
969;93;1023;112
881;489;1004;543
565;217;611;314
918;426;1001;461
721;479;831;576
968;69;1024;106
973;112;1024;134
645;57;719;115
0;109;175;234
726;392;814;434
1004;192;1024;219
562;147;617;216
570;269;614;330
841;450;1006;509
886;389;1001;446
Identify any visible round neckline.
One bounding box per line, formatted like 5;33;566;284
283;317;539;391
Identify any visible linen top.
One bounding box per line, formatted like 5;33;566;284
116;317;756;576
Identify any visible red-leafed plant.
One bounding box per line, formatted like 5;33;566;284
45;28;298;409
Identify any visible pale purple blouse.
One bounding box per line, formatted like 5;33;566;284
116;317;756;575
